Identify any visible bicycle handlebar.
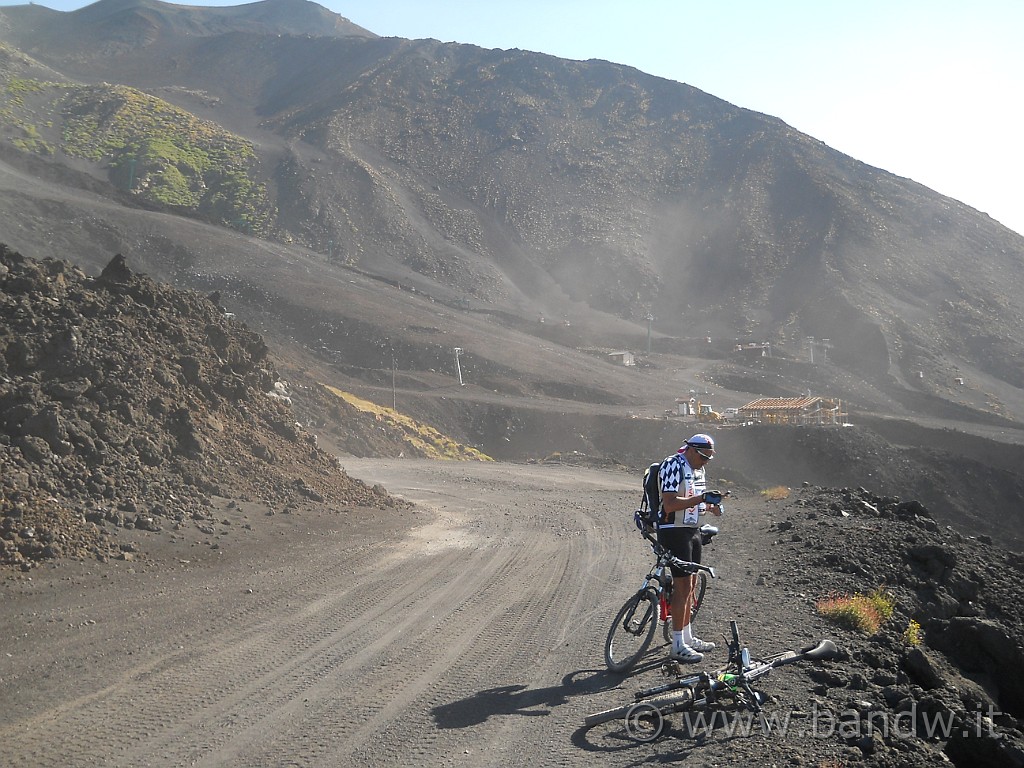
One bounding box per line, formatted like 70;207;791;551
671;557;716;578
640;527;717;578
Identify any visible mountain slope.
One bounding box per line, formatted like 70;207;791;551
0;0;1023;472
3;2;1022;420
0;0;373;53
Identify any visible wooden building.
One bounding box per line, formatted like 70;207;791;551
738;396;846;425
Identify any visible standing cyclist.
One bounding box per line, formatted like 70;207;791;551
658;433;723;663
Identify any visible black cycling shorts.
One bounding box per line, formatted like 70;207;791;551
657;526;702;576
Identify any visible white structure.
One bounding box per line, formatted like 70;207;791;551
675;397;697;416
453;347;465;385
608;350;636;366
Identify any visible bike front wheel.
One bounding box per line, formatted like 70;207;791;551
604;589;659;672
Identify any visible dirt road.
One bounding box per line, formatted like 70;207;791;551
1;459;786;767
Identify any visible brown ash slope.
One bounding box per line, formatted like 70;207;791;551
0;2;1022;575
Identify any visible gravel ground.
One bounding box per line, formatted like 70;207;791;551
3;459;1022;767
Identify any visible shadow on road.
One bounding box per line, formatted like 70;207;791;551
431;667;624;728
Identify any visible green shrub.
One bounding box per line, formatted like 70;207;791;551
903;619;923;646
816;587;894;634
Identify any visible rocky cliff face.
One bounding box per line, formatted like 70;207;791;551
0;245;400;569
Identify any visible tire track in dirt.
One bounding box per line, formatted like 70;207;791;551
2;459;651;767
109;543;527;767
348;541;576;766
247;460;638;767
3;527;489;765
324;461;640;767
2;544;388;764
226;542;549;766
231;463;604;766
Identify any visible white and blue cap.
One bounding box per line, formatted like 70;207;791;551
680;433;715;452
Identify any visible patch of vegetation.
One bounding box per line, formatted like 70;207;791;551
10;122;54;154
0;70;60;150
4;76;47;106
903;619;923;646
760;485;790;501
60;85;274;233
0;73;274;235
322;385;493;461
816;586;895;634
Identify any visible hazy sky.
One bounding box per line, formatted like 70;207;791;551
5;0;1023;235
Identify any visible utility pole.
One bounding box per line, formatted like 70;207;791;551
453;347;465;386
392;355;397;410
646;313;654;353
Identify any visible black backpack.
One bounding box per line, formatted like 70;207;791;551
637;462;662;526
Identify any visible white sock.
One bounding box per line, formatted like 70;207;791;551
672;630;685;652
682;624;693;644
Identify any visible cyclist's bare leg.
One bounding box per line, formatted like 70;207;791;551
671;573;695;632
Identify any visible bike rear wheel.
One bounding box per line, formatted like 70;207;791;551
584;688;696;727
660;570;708;644
604;589;659;672
691;570;708;621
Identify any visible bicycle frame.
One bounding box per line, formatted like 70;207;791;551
624;526;716;604
661;621;838;709
603;531;716;672
637;526;717;578
641;525;715;618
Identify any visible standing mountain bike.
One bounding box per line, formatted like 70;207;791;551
604;518;717;672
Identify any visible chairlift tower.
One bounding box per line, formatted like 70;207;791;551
453;347;465;386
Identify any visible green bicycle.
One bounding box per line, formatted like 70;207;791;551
588;620;841;741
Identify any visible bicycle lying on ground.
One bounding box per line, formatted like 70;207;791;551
603;520;719;672
588;620;841;741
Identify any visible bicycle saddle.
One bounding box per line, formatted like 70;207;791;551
801;639;841;661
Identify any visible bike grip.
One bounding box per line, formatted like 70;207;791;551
670;557;705;574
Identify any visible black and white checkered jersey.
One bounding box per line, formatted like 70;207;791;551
658;452;707;528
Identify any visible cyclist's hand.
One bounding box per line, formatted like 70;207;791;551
708;503;723;517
